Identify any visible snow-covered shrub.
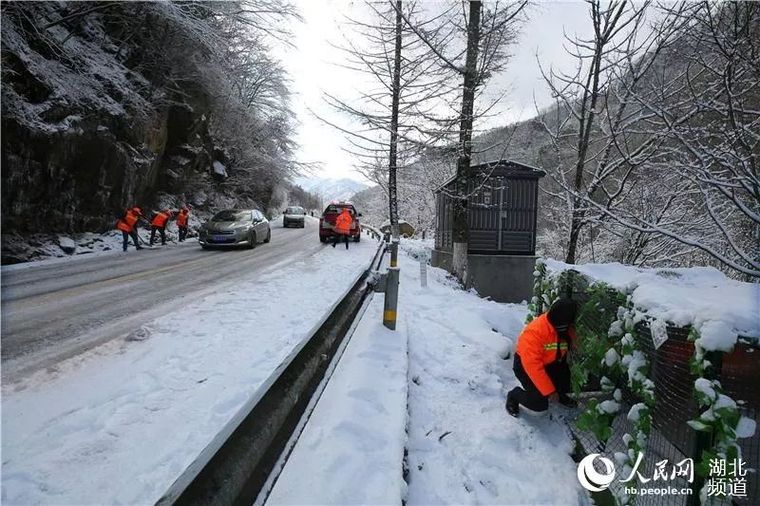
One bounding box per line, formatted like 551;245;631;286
530;259;758;502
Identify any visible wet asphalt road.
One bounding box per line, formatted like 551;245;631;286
1;219;322;382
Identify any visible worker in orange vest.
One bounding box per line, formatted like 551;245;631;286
176;207;190;242
506;299;579;417
333;207;353;250
115;207;144;252
150;209;173;246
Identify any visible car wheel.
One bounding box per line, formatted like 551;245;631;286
248;231;256;249
264;229;271;243
201;244;209;250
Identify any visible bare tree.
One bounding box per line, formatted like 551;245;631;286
316;1;460;236
542;1;759;277
613;1;760;278
536;0;675;264
401;0;527;282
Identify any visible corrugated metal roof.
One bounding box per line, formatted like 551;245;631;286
433;159;546;193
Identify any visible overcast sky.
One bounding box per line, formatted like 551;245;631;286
280;1;593;183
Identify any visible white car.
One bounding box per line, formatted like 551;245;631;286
283;206;306;228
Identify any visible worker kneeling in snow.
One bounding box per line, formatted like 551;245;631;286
506;299;579;417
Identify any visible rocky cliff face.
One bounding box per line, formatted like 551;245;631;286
0;3;249;242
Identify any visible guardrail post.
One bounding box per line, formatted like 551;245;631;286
419;254;427;288
390;238;398;267
383;266;399;330
382;238;400;330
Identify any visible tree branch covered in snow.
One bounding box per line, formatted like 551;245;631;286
537;1;760;278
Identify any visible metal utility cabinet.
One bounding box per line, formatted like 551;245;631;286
431;160;546;302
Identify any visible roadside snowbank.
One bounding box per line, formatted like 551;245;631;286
543;259;760;343
1;213;211;267
1;239;379;505
264;294;408;505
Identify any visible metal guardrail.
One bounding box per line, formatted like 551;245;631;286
156;239;386;506
361;223;383;241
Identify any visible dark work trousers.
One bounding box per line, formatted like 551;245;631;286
508;353;571;412
122;229;140;251
178;226;188;242
150;226;166;246
332;233;349;249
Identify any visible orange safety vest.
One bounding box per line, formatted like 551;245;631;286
176;211;189;227
515;313;577;396
151;211;170;228
335;210;353;235
116;209;139;233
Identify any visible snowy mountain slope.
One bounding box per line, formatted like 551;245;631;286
1;2;296;246
294;176;370;202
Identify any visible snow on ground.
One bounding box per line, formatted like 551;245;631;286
0;228;191;270
1;238;379;505
0;209;222;267
264;295;408;505
543;259;760;342
402;243;585;505
265;239;586;505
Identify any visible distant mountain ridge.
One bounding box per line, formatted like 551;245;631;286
293;177;370;202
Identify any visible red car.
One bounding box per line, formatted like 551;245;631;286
319;202;362;243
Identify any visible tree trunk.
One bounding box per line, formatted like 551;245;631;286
564;0;619;264
388;0;403;267
566;205;583;264
452;0;482;283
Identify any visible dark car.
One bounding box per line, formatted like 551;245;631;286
319;202;361;243
198;209;270;249
283;206;306;228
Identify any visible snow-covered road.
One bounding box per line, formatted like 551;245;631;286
1;229;380;505
2;219;323;381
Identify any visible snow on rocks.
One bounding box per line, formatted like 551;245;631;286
3;231;130;266
543;259;760;346
57;235;77;254
1;239;379;505
212;160;227;178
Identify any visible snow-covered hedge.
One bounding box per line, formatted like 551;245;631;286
529;259;759;503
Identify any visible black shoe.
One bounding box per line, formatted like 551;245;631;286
506;394;519;417
136;247;143;250
559;393;578;408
